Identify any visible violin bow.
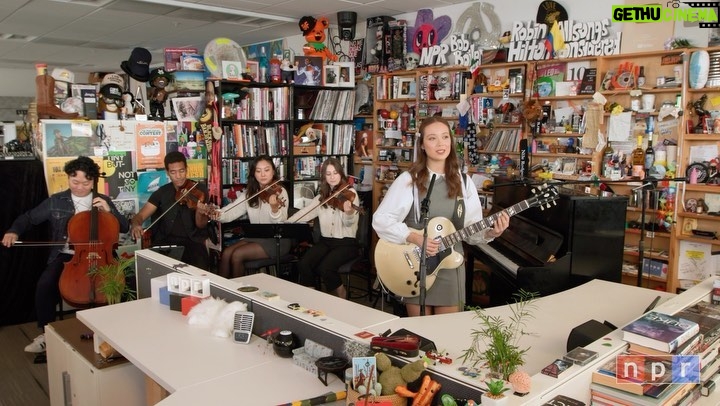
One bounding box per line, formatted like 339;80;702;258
216;179;282;216
290;183;353;223
142;181;199;234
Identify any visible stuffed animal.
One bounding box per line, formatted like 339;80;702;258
299;16;338;61
148;68;172;120
280;58;297;83
375;352;426;396
187;297;249;338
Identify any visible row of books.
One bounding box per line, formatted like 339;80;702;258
481;128;522;152
223;124;290;159
235;87;291;121
308;90;355;121
221;158;286;186
294;155;349;180
590;301;720;405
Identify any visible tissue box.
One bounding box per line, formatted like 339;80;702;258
292;338;333;375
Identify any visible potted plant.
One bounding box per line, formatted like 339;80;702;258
481;379;510;405
460;289;538;381
88;255;136;305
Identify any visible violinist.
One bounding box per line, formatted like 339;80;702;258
209;156;289;278
130;151;210;270
373;117;509;316
1;156;129;353
287;158;359;298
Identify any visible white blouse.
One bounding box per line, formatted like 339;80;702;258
216;188;289;224
287;190;359;239
372;171;492;245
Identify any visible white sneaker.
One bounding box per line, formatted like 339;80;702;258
24;334;45;353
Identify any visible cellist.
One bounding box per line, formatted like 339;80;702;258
1;156;129;353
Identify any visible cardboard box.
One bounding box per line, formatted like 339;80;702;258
293;144;317;155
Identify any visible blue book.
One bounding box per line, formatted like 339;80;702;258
622;311;700;353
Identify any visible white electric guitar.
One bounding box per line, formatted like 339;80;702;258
374;184;559;298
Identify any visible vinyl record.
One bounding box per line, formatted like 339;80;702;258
204;38;247;79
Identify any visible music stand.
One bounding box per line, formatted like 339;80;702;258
234;222;313;273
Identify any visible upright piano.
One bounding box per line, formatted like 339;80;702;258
467;180;628;306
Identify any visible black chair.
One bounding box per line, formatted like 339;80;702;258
244;254;298;279
337;211;375;301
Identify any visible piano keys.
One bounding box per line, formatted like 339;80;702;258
467;180;628;307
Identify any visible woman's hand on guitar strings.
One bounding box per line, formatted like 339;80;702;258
486;211;510;239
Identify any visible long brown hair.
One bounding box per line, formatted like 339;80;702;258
246;155;280;208
408;117;462;198
318;157;349;204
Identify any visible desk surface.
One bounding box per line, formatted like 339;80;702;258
80;268;716;406
367;279;675;404
234;273;398;330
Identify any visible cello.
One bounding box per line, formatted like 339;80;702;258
58;178;120;308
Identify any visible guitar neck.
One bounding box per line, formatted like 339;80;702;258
440;200;530;248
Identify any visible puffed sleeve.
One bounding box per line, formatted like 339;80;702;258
462;174;495;245
371;172;415;244
217;192;248;223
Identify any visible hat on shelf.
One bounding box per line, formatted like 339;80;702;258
99;83;123;100
149;67;172;82
121;47;152;82
51;68;75;83
101;73;125;88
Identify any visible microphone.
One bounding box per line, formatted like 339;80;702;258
421;174;436;216
426;174;437;198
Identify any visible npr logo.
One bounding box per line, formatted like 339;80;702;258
616;355;700;384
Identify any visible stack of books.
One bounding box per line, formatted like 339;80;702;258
590;303;720;405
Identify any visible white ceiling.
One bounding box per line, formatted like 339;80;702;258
0;0;466;74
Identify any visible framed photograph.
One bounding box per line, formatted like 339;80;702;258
336;61;355;88
398;77;416;99
172;96;202;121
245;60;259;82
294;56;323;86
324;65;339;87
222;61;243;80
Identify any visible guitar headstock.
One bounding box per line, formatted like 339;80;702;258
529;184;560;210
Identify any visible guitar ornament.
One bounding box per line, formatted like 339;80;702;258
374;184;559;298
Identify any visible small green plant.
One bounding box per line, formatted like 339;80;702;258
460;289;538;381
483;379;510;397
88;256;136;305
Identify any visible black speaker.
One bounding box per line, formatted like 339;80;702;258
337;11;357;40
566;319;615;352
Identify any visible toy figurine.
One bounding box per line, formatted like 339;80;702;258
148;68;172;120
298;16;337;61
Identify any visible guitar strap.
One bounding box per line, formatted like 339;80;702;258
451;174;467;238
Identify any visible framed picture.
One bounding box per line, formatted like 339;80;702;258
294;56;323;86
245;61;259;82
324;65;339;87
336;61;355;88
222;61;243;80
398;77;416;98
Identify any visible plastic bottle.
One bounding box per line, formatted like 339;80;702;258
258;46;269;83
269;53;281;83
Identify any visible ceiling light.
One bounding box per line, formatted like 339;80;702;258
135;0;297;23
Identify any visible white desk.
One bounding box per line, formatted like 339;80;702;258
75;251;720;406
234;273;398;330
367;279;676;405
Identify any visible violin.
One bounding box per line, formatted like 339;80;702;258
175;179;206;209
258;183;286;209
325;183;365;214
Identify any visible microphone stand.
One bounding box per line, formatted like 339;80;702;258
418;174;436;316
